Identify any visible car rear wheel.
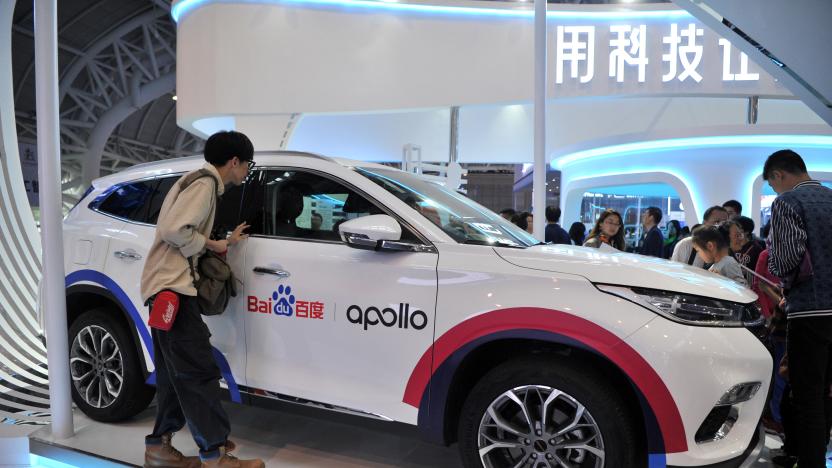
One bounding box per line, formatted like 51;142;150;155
68;308;154;422
458;356;640;468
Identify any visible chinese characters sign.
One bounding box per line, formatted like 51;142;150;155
551;21;772;96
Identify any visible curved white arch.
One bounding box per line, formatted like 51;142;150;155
562;171;699;228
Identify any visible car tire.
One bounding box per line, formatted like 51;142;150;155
458;356;640;468
68;308;154;422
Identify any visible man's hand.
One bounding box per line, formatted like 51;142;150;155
228;222;250;246
206;238;229;253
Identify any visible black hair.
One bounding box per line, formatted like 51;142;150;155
733;216;755;236
702;205;728;223
762;149;807;180
692;225;728;250
666;219;682;236
204;131;254;166
311;212;323;220
722;199;742;214
568;222;586;245
545;205;562;223
644;206;662;224
500;208;517;218
512;211;531;231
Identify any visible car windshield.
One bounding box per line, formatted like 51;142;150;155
356;168;538;248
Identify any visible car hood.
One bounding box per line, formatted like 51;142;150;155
496;244;757;303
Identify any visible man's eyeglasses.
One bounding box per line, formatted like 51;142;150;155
244;159;256;171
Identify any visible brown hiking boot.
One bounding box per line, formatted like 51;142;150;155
200;445;265;468
145;433;201;468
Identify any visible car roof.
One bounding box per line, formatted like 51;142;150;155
91;151;397;188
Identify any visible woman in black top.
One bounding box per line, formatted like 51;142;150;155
583;209;625;250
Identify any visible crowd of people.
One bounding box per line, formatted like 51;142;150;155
501;150;831;468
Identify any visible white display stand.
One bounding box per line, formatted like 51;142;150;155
23;401;787;467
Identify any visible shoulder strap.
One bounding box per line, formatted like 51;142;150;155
687;247;697;265
180;169;220;285
180;168;218;195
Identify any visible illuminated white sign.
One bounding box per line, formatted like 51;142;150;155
662;23;703;83
718;38;760;81
553;22;765;91
609;25;648;83
555;26;595;84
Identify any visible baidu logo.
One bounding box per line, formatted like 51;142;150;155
272;285;295;316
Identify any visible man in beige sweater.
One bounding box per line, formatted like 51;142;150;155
141;131;263;468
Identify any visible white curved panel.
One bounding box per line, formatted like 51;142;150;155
174;0;789;137
0;1;51;423
558;133;832;230
562;171;698;227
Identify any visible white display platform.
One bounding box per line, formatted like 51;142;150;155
27;400;460;467
0;424;39;467
23;399;799;467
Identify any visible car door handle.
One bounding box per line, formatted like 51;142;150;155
253;267;291;278
114;249;142;261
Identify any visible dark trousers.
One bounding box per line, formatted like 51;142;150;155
780;383;796;455
787;316;832;468
145;294;230;460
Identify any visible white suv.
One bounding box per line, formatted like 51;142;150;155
63;152;771;467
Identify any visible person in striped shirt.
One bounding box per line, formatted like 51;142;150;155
765;149;832;468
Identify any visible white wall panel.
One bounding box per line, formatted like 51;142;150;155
0;1;50;424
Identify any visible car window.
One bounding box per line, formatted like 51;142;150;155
356;168;538;248
97;180;155;223
211;182;245;238
247;169;410;243
145;176;179;225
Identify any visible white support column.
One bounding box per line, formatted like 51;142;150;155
34;0;74;439
532;0;547;240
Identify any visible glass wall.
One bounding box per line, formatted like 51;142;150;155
579;183;686;250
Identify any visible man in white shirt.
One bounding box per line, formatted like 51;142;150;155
671;205;729;268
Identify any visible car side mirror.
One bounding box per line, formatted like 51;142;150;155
338;215;416;252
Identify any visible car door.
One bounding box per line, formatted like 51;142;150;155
242;167;438;422
96;178;161;371
103;175;249;390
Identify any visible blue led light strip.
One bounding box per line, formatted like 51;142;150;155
553;135;832;170
172;0;691;22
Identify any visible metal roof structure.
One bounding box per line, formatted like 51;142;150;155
11;0;203;204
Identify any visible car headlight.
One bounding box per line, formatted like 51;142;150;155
596;285;764;328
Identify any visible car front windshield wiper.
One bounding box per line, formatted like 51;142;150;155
463;239;527;249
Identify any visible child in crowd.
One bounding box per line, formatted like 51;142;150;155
691;226;747;286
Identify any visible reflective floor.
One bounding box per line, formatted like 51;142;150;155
24;399;830;467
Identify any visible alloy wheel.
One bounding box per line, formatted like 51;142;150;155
70;325;124;409
478;385;605;468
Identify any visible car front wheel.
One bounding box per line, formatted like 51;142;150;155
458;356;640;468
68;308;154;422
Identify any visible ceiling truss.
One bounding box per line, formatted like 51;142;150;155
14;3;203;202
